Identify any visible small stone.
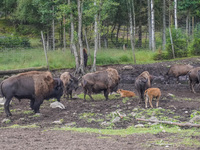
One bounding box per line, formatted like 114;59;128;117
53;120;62;124
185;111;188;114
112;117;121;123
123;65;133;70
2;118;10;123
135;124;144;128
50;101;65;109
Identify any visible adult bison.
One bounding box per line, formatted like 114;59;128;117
135;71;155;102
81;68;120;101
188;67;200;93
60;72;79;99
165;64;193;84
0;71;63;117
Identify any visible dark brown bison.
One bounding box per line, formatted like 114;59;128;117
165;64;193;84
60;72;79;99
0;71;63;117
81;68;120;101
135;71;155;102
188;67;200;93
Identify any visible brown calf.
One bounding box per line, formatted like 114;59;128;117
117;89;136;98
144;88;161;108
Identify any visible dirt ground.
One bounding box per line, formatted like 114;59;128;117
1;58;200;150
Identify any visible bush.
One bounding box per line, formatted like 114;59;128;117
164;28;188;59
189;38;200;55
0;36;31;49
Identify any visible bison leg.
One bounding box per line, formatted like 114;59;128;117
190;81;196;93
149;96;153;108
104;90;109;100
33;99;43;113
30;99;35;110
145;96;148;108
88;92;94;101
4;97;12;117
156;96;160;108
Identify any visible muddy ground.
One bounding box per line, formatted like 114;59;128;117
1;58;200;150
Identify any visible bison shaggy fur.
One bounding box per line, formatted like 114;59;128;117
0;71;63;117
81;68;120;100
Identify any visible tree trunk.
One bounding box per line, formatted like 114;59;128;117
98;13;101;50
52;4;55;51
186;11;189;35
69;0;79;72
162;0;166;50
169;27;175;59
174;0;177;29
138;0;142;48
148;0;152;50
84;28;90;56
77;0;85;75
151;0;155;51
129;0;136;64
91;0;98;72
63;17;66;51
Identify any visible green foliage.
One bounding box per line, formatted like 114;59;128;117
189;38;200;55
0;36;30;49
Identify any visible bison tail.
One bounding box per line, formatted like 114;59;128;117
0;81;5;97
81;79;87;87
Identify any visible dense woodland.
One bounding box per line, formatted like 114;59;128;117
1;0;200;73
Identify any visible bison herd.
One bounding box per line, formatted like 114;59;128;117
0;63;199;117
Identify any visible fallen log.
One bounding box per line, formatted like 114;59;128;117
0;67;48;77
136;118;200;127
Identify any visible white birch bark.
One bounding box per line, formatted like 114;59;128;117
91;0;98;72
174;0;177;29
69;0;79;71
131;0;136;63
52;4;55;50
162;0;166;50
148;0;152;50
151;0;155;51
63;17;66;51
78;0;84;74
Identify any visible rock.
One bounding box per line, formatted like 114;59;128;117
101;121;111;126
167;93;175;98
50;101;65;109
149;116;158;122
189;116;200;123
123;65;133;70
131;112;137;117
0;97;5;105
135;124;144;128
185;111;188;114
53;120;63;124
112;117;121;123
2;118;11;124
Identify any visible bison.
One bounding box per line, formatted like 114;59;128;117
165;64;193;84
117;89;136;98
0;71;63;117
81;68;120;101
188;67;200;93
135;71;155;102
144;88;161;108
60;72;79;99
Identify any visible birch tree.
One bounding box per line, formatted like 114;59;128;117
148;0;152;50
77;0;85;74
128;0;136;64
174;0;178;29
68;0;79;73
151;0;155;52
91;0;98;72
162;0;166;50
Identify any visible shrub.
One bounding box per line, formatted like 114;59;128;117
0;36;31;49
164;28;188;59
189;38;200;55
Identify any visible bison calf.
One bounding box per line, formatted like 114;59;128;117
0;71;63;117
117;89;135;98
60;72;78;99
144;88;161;108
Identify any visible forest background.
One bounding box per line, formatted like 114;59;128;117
0;0;200;74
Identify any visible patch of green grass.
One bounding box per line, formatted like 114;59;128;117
23;110;34;115
52;125;193;136
6;124;39;128
77;93;117;101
